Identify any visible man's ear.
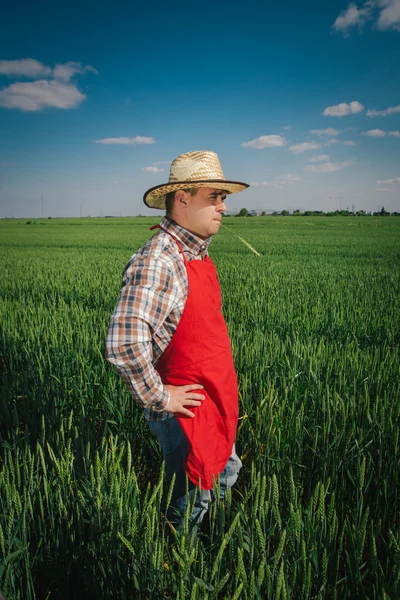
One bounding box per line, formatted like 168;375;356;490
175;190;188;209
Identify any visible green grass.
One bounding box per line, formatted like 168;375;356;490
1;216;400;599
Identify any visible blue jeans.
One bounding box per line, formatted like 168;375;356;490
147;415;242;532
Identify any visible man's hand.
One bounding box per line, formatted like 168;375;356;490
164;384;206;418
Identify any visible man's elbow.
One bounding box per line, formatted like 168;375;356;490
104;343;135;368
104;344;122;367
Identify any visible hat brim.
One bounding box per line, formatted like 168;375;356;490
143;179;249;210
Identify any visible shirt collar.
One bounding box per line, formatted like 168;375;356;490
159;216;211;257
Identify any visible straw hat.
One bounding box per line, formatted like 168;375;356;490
143;150;249;209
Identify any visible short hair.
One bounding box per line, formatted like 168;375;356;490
165;188;199;216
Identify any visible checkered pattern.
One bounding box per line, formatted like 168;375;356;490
105;216;210;421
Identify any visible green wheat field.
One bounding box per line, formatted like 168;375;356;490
1;216;399;599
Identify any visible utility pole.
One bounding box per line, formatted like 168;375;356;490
80;205;83;218
41;195;44;218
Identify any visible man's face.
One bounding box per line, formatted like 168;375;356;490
184;187;227;240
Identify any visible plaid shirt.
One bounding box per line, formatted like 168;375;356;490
105;216;211;421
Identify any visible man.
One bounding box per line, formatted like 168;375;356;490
106;150;249;531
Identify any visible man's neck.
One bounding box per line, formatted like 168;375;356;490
165;215;208;241
162;216;211;254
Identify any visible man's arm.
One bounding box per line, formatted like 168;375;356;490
105;256;178;411
106;337;170;411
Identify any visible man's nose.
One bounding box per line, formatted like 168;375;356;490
218;201;227;213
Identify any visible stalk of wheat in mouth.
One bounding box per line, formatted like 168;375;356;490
220;222;261;257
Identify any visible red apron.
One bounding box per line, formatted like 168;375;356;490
150;225;239;490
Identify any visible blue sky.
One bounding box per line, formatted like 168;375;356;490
1;0;399;217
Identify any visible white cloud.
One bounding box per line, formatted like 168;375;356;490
142;166;164;173
343;140;358;146
0;59;97;83
282;125;291;130
250;173;301;188
309;154;330;162
288;142;321;154
304;160;353;173
332;0;400;34
367;104;400;117
376;177;400;184
242;135;287;149
0;58;52;78
376;187;393;192
323;101;364;117
310;128;339;136
377;0;400;30
0;80;86;111
250;181;280;188
277;174;301;182
0;59;97;112
95;136;155;145
154;160;171;165
363;129;387;136
363;129;400;136
323;138;340;146
53;61;98;82
332;2;372;33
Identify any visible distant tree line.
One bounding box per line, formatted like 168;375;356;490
236;206;399;217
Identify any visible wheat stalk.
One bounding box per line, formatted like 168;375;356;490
220;222;261;256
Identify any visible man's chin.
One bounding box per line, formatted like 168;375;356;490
208;221;221;236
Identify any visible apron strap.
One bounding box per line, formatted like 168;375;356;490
150;224;187;263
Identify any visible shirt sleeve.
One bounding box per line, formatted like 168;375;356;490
105;255;180;411
107;339;169;411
